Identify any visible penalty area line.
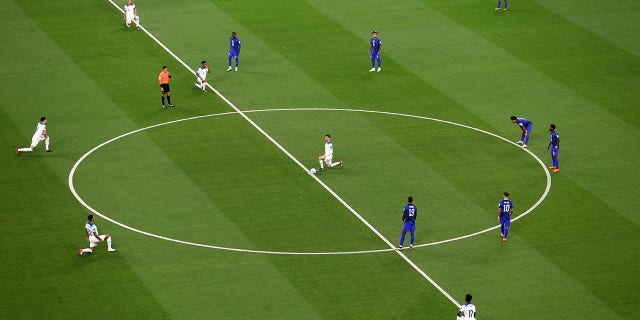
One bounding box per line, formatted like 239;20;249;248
104;1;463;307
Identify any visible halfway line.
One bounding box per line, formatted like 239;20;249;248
105;0;460;307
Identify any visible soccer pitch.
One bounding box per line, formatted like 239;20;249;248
1;0;639;319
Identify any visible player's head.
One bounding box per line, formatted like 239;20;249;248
40;116;47;123
325;134;331;141
372;30;378;38
87;214;94;222
408;196;413;203
201;60;207;66
465;294;472;303
549;124;556;132
162;65;167;71
503;191;509;198
510;116;517;123
231;32;236;38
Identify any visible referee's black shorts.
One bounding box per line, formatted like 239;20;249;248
161;83;170;94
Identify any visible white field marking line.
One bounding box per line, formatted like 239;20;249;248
69;109;549;254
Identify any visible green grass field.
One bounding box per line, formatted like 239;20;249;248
1;0;639;318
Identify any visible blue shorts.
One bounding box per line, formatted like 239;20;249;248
402;222;416;233
500;217;511;227
370;53;379;59
551;146;560;157
229;50;239;59
525;124;533;133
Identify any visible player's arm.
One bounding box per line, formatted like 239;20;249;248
377;43;382;55
42;129;47;138
519;124;527;134
401;212;406;224
556;136;560;148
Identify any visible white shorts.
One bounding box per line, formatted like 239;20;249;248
31;134;46;147
89;234;107;248
126;14;139;26
196;76;207;85
323;155;333;164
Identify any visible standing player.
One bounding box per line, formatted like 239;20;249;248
398;196;417;250
79;215;116;256
194;60;210;92
123;0;140;29
495;0;508;11
368;31;382;72
16;116;52;155
498;192;514;242
159;65;174;109
318;134;343;171
548;124;560;172
510;115;532;148
226;32;241;72
457;294;477;320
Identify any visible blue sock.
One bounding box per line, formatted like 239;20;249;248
497;0;501;8
500;224;505;236
520;133;525;142
236;58;239;67
503;225;509;238
410;232;414;245
371;58;376;68
228;56;232;67
377;58;382;67
554;158;559;168
504;1;508;9
399;233;406;246
524;135;530;144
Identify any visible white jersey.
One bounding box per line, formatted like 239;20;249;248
124;3;136;17
324;141;333;157
85;222;98;238
457;303;476;320
197;66;209;80
33;122;46;139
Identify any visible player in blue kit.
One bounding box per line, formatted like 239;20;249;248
498;192;514;242
548;124;560;172
398;196;417;250
368;31;382;72
226;32;241;72
510;116;532;148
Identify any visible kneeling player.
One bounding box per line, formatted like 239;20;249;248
194;61;210;92
79;215;116;255
123;0;140;29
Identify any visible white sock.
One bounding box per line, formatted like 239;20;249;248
331;162;340;167
107;237;113;250
319;160;324;169
18;148;32;152
45;137;50;150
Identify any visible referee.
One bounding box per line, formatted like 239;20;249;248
158;65;174;109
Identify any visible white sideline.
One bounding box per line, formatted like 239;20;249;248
95;1;546;307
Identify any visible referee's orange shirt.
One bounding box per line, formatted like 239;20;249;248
158;71;170;84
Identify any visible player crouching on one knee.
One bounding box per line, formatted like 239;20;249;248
318;134;343;171
79;215;116;256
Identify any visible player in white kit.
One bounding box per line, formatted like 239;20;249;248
16;116;51;155
123;0;140;29
318;134;343;171
79;215;116;256
194;61;210;92
456;294;477;320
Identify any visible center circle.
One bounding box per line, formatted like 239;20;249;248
68;108;551;255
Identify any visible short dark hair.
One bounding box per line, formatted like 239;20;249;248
408;196;413;203
550;124;556;129
40;116;47;122
465;294;472;302
372;30;377;34
162;65;167;70
510;116;517;120
232;32;236;36
87;214;94;221
325;134;331;138
504;192;509;197
201;60;206;64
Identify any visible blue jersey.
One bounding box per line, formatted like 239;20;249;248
498;200;513;219
549;131;559;147
229;37;241;54
370;37;382;55
403;203;417;224
517;118;532;129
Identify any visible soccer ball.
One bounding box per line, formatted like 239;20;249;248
309;168;317;174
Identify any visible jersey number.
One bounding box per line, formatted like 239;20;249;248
502;204;511;212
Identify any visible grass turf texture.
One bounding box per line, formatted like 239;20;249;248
1;0;638;319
